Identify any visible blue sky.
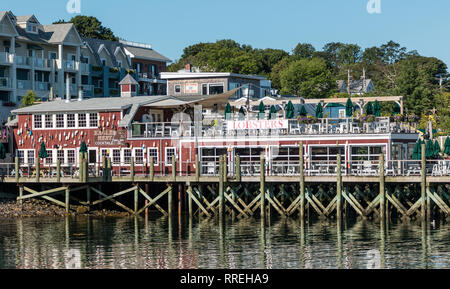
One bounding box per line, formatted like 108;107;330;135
4;0;450;67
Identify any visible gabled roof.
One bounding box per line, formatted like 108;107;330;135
83;37;129;67
0;11;19;36
16;14;39;24
124;45;172;63
119;74;139;85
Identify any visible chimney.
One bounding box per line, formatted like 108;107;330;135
185;63;192;72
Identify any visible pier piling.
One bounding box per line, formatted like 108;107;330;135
379;153;386;221
219;155;224;219
260;155;265;220
299;142;305;219
337;154;342;220
421;144;426;219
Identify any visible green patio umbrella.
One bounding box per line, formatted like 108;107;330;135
38;142;48;159
412;140;421;160
425;140;434;159
285;101;295;119
80;141;88;154
0;143;6;160
433;140;441;159
345;98;353;117
444;137;450;155
393;103;401;115
224;103;232;120
258;101;266;120
299;105;307;117
374;100;381;117
315;103;323;118
366;102;374;115
238;107;246;120
269;105;277;120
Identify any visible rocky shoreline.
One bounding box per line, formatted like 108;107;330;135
0;199;131;219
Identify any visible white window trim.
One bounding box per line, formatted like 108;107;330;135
18;149;35;166
174;84;182;94
32;113;99;130
165;147;176;166
147;147;159;166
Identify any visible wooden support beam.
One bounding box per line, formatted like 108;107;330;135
130;157;135;182
260;155;265;219
35;158;40;183
299;142;305;219
219;156;224;218
265;193;285;217
90;186;134;214
91;186;137;205
187;187;211;217
172;158;176;182
149;157;154;182
83;158;88;183
18;185;23;208
15;157;19;183
386;194;407;216
137;187;169;216
188;183;193;218
19;186;68;200
236;155;241;182
365;195;381;216
406;199;422;217
168;184;173;217
324;196;338;216
305;194;325;218
195;155;200;182
56;159;61;183
421;144;426;219
342;191;365;218
134;184;138;214
337;154;342;220
79;153;84;183
379;154;385;221
224;193;248;218
65;187;70;214
427;190;449;215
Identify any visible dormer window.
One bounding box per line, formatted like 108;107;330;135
26;23;38;34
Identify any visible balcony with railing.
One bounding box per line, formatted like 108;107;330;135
16;56;31;66
0;52;13;64
129;116;418;140
35;81;50;91
82;84;94;97
0;77;11;89
33;58;53;69
63;60;78;71
17;79;31;90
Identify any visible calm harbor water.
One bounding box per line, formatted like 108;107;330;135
0;215;448;269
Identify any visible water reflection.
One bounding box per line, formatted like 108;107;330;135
0;215;448;269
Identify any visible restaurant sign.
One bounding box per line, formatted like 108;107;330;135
94;130;127;146
226;120;289;131
184;83;198;94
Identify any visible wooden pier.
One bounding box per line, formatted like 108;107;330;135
2;144;449;222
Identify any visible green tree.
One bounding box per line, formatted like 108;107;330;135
54;16;118;41
293;43;316;59
280;58;334;98
20;90;37;107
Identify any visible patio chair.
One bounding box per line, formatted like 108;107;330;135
154;125;164;137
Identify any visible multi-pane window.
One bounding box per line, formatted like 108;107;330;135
78;114;87;128
57;150;65;164
27;150;35;165
123;149;132;164
45;150;53;164
67;114;75;128
148;148;158;165
56;114;64;128
33;115;42;129
112;149;121;164
134;149;143;164
165;148;176;165
45;115;53;128
100;149;109;161
18;150;25;164
89;113;98;127
67;150;75;165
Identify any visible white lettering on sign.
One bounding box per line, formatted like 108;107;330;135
227;120;288;131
